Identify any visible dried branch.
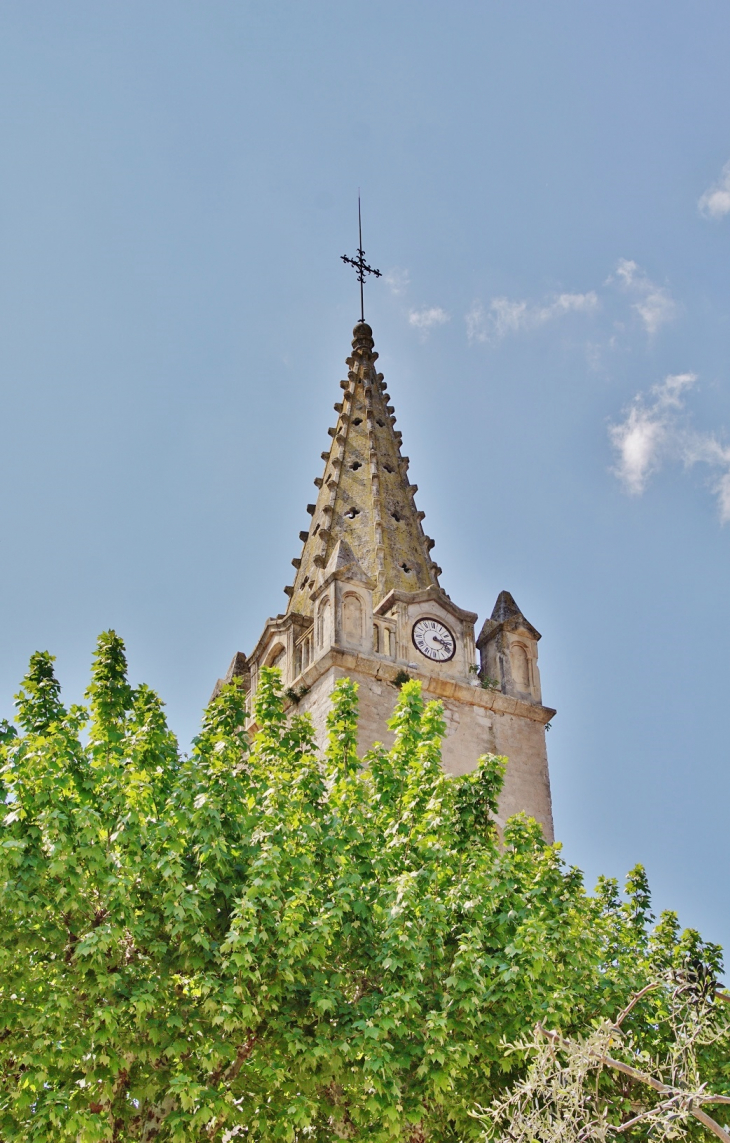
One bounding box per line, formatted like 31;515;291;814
478;980;730;1143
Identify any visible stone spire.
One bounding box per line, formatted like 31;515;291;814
285;321;441;617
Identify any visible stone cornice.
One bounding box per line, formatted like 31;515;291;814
248;611;310;666
247;644;556;730
374;585;478;626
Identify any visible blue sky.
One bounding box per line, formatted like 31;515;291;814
1;2;729;955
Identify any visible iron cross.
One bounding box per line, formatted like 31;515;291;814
341;196;381;323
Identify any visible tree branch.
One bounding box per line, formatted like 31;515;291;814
208;1032;256;1089
693;1108;730;1143
615;1094;682;1133
205;1035;257;1140
138;1095;177;1142
224;1033;256;1084
536;1025;730;1143
614;982;661;1027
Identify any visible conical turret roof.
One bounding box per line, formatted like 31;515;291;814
285;321;441;617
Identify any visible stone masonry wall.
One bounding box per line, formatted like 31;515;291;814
295;664;554;842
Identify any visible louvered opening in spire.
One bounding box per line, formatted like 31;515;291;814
285;322;441;617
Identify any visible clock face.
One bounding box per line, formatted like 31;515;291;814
412;617;456;663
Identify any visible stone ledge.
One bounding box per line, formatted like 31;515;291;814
282;645;555;726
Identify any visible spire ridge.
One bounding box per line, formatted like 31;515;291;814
286;322;440;616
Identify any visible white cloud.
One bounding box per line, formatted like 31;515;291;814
681;434;730;522
698;160;730;219
609;372;730;522
607;370;697;494
634;293;676;337
609;403;668;494
476;298;528;341
466;291;598;344
612;259;640;290
653;371;697;409
714;471;730;523
385;267;410;295
408;306;450;333
547;292;600;317
609;258;677;336
465;300;488;343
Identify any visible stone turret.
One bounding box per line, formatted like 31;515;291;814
217;319;555;840
477;591;543;705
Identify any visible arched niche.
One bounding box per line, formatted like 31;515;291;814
265;642;286;671
316;597;331;648
511;643;530;692
342;592;363;641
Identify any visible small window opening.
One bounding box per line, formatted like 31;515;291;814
400;562;412;573
302;576;309;587
313;524;320;536
350;460;362;470
352;416;363;426
376;418;385;428
383;463;394;473
344;506;360;519
391;510;401;522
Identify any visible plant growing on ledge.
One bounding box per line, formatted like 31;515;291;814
470;664;501;691
284;683;310;705
0;634;725;1141
481;674;501;690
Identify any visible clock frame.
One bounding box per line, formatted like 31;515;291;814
411;616;456;663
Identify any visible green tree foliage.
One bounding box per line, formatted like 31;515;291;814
0;632;726;1141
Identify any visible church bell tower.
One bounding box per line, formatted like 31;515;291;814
215;318;556;840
